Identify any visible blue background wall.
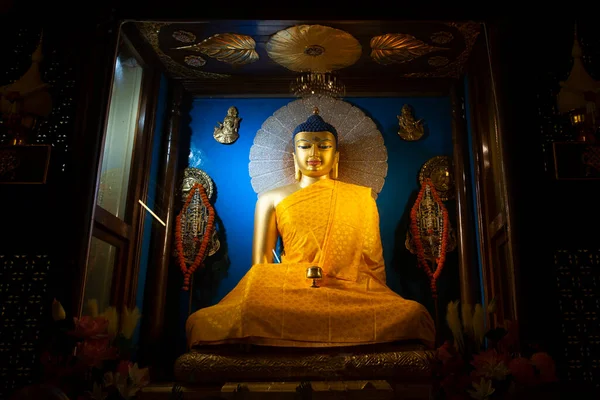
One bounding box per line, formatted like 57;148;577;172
184;96;460;324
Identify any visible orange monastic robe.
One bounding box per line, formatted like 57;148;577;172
186;179;435;348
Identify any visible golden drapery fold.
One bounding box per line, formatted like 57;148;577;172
186;180;435;348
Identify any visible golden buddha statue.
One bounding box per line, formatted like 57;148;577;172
186;109;435;349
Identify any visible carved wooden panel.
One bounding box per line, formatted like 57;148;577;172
0;255;50;399
0;23;78;399
555;248;600;386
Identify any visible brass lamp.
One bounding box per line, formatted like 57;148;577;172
306;266;323;288
290;71;346;99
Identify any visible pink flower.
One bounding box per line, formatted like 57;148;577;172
508;357;537;385
437;340;456;362
68;316;109;338
129;363;150;388
117;360;132;376
471;349;510;380
531;352;558;383
76;337;118;367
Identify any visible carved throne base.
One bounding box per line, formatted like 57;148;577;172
140;342;435;399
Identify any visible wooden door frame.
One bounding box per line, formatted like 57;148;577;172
71;18;166;317
465;21;521;328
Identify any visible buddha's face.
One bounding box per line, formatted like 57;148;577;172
293;130;338;178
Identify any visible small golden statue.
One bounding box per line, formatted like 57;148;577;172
213;106;241;144
397;104;424;141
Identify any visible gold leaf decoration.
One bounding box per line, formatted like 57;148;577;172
176;33;259;65
402;22;481;79
370;33;446;65
135;22;229;80
266;25;362;73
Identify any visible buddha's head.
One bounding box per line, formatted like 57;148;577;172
292;107;339;181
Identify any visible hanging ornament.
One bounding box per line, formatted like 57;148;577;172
175;183;216;291
405;178;456;298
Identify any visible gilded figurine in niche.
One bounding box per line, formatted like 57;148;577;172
397;104;424;141
213;106;241;144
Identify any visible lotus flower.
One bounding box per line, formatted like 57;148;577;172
468;378;495;400
69;316;108;338
531;352;558;383
121;307;141;339
508;357;537;385
100;307;119;337
51;299;66;321
87;299;99;317
76;337;118;367
471;349;510;381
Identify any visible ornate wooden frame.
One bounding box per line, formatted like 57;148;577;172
70;13;519;398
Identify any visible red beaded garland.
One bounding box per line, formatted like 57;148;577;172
175;183;216;291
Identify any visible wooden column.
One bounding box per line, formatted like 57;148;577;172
450;81;478;306
139;82;184;369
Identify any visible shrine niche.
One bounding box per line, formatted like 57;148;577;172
60;16;522;400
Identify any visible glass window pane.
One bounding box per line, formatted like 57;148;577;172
97;41;143;220
83;236;118;313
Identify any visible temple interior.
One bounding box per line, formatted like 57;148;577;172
1;5;600;400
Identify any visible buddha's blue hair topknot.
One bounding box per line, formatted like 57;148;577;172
292;108;338;143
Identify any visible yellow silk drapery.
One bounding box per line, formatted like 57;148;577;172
186;180;435;348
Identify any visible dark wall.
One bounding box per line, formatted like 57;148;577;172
0;22;83;400
0;2;114;397
496;17;600;387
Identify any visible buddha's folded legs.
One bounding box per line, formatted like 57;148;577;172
186;264;435;349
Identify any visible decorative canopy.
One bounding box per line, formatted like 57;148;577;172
248;97;388;196
266;24;362;73
135;20;481;95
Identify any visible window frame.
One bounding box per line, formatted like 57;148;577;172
81;25;162;315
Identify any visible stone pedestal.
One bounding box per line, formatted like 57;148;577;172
139;343;435;400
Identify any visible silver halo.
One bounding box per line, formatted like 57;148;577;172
248;97;388;196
